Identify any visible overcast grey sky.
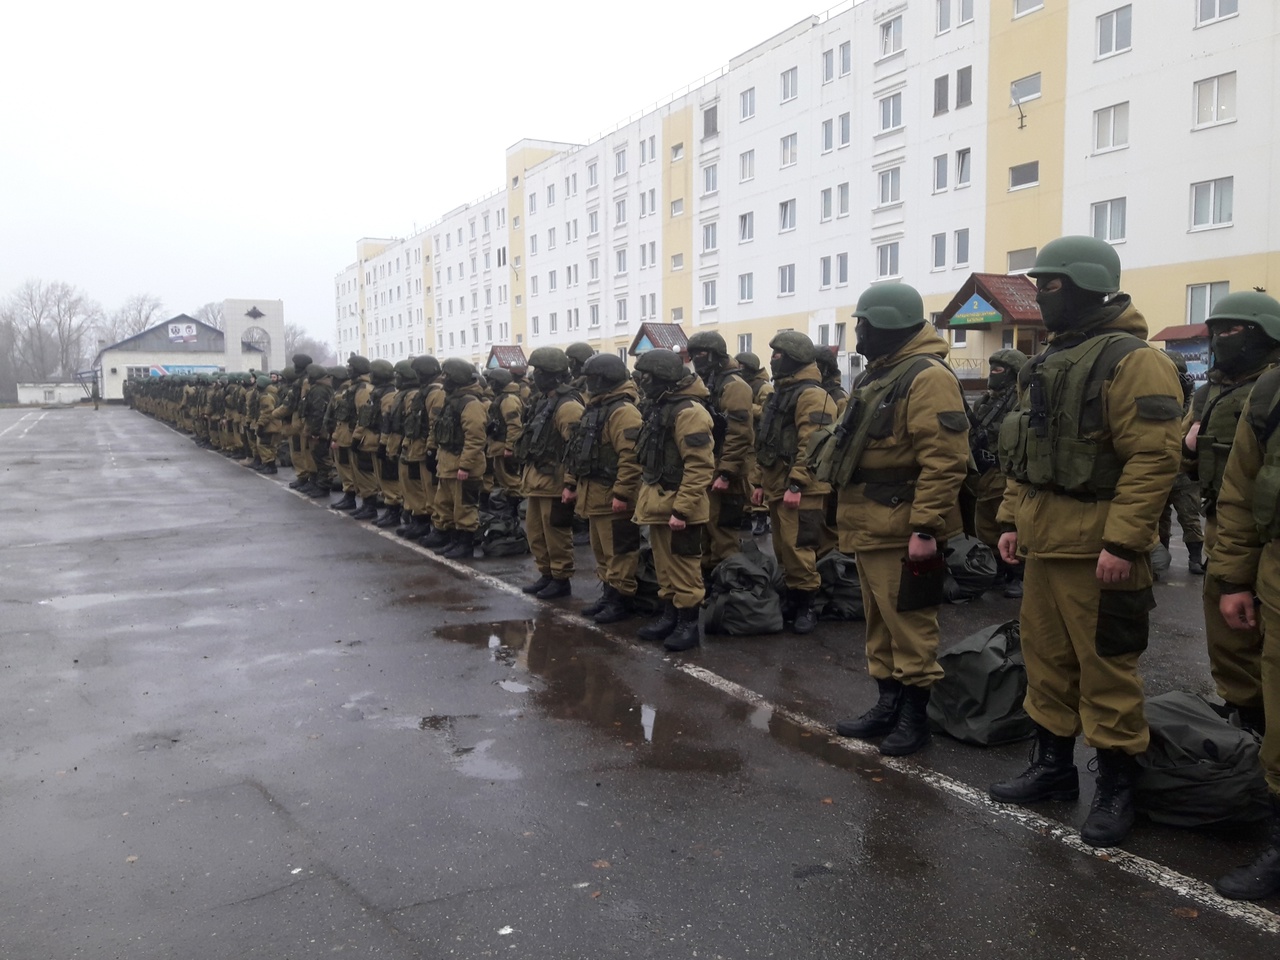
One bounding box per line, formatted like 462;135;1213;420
0;0;826;344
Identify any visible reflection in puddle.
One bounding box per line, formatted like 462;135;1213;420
454;739;521;780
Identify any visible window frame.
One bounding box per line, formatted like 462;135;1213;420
1196;0;1238;27
1091;197;1127;243
878;92;903;132
1093;102;1130;153
1096;5;1132;60
1009;160;1040;190
875;241;901;279
879;16;904;58
1194;72;1237;128
1190;176;1234;230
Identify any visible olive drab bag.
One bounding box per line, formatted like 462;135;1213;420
704;542;785;636
926;620;1034;746
1134;691;1270;828
476;493;529;557
815;550;865;621
941;535;1000;602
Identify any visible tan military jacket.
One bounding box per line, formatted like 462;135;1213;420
751;364;836;500
486;384;525;459
436;383;489;479
564;380;643;517
520;393;584;496
634;379;716;525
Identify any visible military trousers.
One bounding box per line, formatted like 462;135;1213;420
1020;555;1151;754
701;491;746;575
648;523;705;610
971;468;1007;550
292;429;316;480
352;447;379;499
854;546;945;688
399;460;429;516
377;452;402;507
257;429;279;465
588;511;640;596
1159;472;1204;546
1250;541;1280;793
335;444;356;493
526;495;575;579
1204;517;1264;709
492;454;521;497
434;476;481;533
311;436;334;488
768;494;833;592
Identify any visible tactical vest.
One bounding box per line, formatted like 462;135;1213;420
998;331;1146;499
566;396;635;482
1197;380;1258;506
487;391;516;443
514;387;578;466
433;393;478;454
331;383;357;427
809;355;945;488
706;370;744;457
386;389;411;437
756;380;826;468
636;397;696;490
1242;370;1280;540
970;386;1018;472
358;384;393;431
404;383;439;441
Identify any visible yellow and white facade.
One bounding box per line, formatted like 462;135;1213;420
335;0;1280;378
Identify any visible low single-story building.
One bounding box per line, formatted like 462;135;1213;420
15;381;88;405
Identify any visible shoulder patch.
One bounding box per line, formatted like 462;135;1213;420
937;410;969;432
685;432;713;447
1134;395;1184;421
808;411;834;425
622;427;641;441
727;409;750;422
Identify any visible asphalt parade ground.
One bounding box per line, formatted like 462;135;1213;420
2;404;1277;959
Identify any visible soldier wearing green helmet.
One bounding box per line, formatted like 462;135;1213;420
421;358;487;558
1156;351;1203;576
817;282;969;756
351;359;397;520
1204;289;1280;901
254;372;281;474
988;236;1184;849
298;364;335;497
484;366;525;510
329;355;372;511
969;348;1029;598
736;351;774;535
751;330;837;634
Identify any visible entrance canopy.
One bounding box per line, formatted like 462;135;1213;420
937;273;1041;330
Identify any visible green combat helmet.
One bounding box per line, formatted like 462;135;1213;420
735;352;763;375
441;357;476;388
565;342;595;377
1027;236;1122;294
527;346;570;374
329;365;351;384
814;347;839;379
988;348;1028;391
348;354;372;376
769;330;816;365
369;359;395;383
393;359;419;387
255;374;270;389
582;353;629;395
292;353;314;373
633;348;686;382
305;362;327;381
1206;290;1280;340
411;355;441;381
853;282;925;329
687;331;729;357
485;366;513;388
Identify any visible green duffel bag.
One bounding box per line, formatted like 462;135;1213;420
927;620;1034;746
815;550;864;622
704;542;784;636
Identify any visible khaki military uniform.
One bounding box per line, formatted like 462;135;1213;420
487;384;525;496
376;386;405;509
998;298;1184;752
967;383;1020;547
396;382;429;520
830;327;969;688
751;364;837;591
564;381;644;597
303;378;334;488
701;367;756;574
519;387;585;580
746;372;774;523
256;383;281;465
353;381;390;501
433;383;489;533
329;379;362;494
634;378;716;609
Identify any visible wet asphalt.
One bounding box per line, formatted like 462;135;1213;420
1;404;1277;959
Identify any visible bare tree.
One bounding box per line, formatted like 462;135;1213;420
47;281;103;376
193;301;224;330
283;323;336;366
100;293;165;344
1;279;58;381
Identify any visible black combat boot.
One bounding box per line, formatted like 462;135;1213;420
307;482;330;498
257;463;278;475
1236;703;1267;737
1216;794;1280;901
330;491;358;511
419;525;451;549
752;513;770;537
581;584;612;618
637;601;679;643
594;589;635;625
1187;541;1206;575
989;724;1080;803
350;498;380;521
536;578;572;600
441;530;475;560
398;515;430;539
296;480;320;496
878;685;933;756
1003;561;1024;600
288;476;308;490
663;606;701;652
791;590;818;635
836;678;904;739
521;573;555;595
429;530;457;554
1080;749;1140;847
374;505;402;528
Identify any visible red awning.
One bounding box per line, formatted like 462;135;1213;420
1150;324;1208;342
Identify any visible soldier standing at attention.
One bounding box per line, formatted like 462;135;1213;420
562;354;644;624
515;348;584;599
254;373;281;474
300;364;335;498
411;355;446;538
632;349;716;652
351;359;396;521
969;349;1028;598
987;236;1183;848
687;332;756;583
565;342;595;391
393;361;431;540
1158;351;1204;575
484;367;525;515
820;283;970;757
328;356;366;511
427;359;488;560
814;348;849;418
1205;298;1280;899
750;332;837;635
737;351;774;537
1187;293;1280;737
510;364;532;408
372;361;410;527
283;354;314;488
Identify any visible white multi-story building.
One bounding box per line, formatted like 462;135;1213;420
336;0;1279;380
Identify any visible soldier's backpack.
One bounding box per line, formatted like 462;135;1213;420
815;550;864;621
477;501;530;558
926;620;1035;746
942;535;1000;602
704;542;784;636
1135;691;1271;829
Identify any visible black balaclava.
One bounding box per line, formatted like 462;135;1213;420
855;320;924;361
770;354;804;379
988;365;1014;392
1211;323;1276;378
690;351;719;382
533;370;562;394
1035;276;1107;333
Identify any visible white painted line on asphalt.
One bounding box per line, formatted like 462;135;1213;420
0;410;45;439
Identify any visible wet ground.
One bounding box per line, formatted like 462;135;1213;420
1;404;1276;959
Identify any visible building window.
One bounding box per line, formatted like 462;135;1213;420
779;199;796;232
960;0;974;22
589;257;599;281
878;167;902;206
951;326;968;348
740;87;755;121
1191;177;1233;228
739;149;755;182
933;154;949;192
671;143;684;161
529;235;538;256
779;264;796;295
837;182;849;217
530;276;538;296
1188;281;1230;324
1196;0;1238;26
702;222;718;253
671;253;684;270
820;188;833;222
589;303;600;328
822;49;834;83
956;148;972;186
934;75;949;115
615;148;627;177
1008;247;1037;272
876;242;900;279
1009;161;1040;189
1195;73;1236;127
703;163;718;195
616;248;627;274
615;198;627;224
547;227;556;249
702;279;717;309
616;298;628;323
955;229;970;266
839;41;851;76
821;118;834;152
781;66;798;102
879;16;903;57
1011;73;1041;105
1097;6;1132;58
780;133;798;167
738;273;754;303
956;66;973;107
932;233;947;269
937;0;951;33
1092;197;1127;242
1014;0;1043;16
529;193;537;214
549;312;558;334
547;184;556;207
879;93;903;132
1094;102;1130;152
739;211;755;242
703;104;719;138
738;333;753;354
836;252;849;285
839;112;851;146
588;210;599;235
819;256;832;288
671;198;684;217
